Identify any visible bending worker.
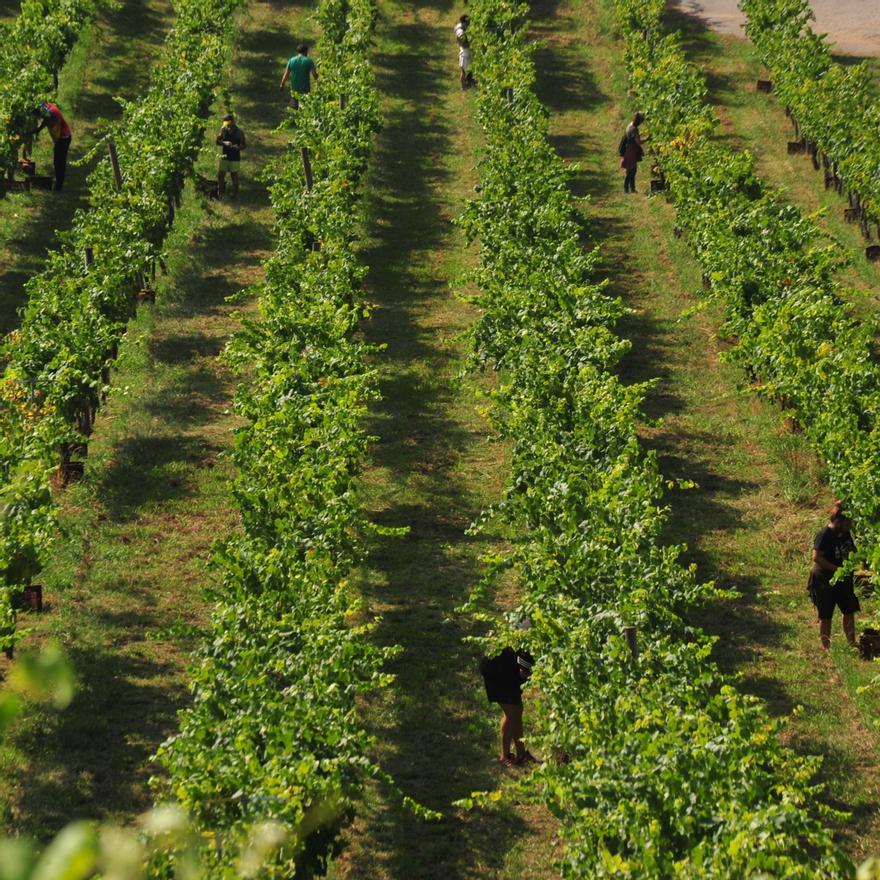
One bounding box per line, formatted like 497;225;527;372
31;101;72;191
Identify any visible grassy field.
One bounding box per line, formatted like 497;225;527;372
527;0;880;861
0;0;304;837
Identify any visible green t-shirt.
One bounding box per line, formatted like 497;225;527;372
287;54;316;94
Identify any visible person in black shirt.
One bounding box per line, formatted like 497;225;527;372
216;113;246;199
808;500;859;650
479;647;535;766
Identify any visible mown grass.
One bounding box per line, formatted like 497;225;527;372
330;0;558;877
527;0;880;861
0;0;303;837
0;0;174;333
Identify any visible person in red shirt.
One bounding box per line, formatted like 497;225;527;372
31;101;72;191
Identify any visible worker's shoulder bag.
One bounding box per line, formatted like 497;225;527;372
806;569;831;605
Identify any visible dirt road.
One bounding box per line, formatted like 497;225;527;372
670;0;880;57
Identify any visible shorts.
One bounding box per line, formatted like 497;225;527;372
459;48;472;72
808;572;861;620
218;158;240;173
479;656;521;706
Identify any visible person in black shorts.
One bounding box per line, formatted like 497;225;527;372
808;500;859;650
479;647;534;766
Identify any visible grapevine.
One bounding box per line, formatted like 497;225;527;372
740;0;880;235
0;0;245;654
459;0;852;875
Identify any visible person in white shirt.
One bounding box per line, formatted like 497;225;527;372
459;40;473;89
455;15;473;89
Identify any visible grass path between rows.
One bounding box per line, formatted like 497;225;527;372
664;7;880;309
0;0;307;836
0;0;176;334
331;1;557;877
658;10;880;745
528;0;880;861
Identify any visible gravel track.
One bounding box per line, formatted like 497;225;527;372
670;0;880;57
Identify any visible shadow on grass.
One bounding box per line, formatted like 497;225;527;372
93;211;264;521
96;434;222;520
663;7;741;106
341;8;533;879
74;0;170;121
530;0;610;119
14;644;186;836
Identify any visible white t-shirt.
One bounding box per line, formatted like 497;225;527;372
454;22;467;44
459;46;472;71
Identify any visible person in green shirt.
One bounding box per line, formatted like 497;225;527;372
280;44;318;109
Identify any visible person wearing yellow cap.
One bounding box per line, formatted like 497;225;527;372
216;113;246;199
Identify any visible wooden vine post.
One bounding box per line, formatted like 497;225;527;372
301;147;314;191
107;140;123;192
623;625;639;661
107;141;153;300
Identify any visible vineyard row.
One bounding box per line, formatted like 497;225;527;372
0;0;244;652
613;0;880;579
741;0;880;237
0;0;107;182
152;0;428;874
459;0;851;876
